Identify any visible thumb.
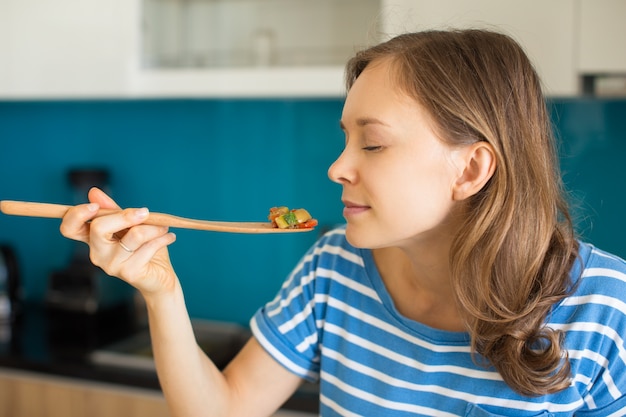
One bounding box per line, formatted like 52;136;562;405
88;187;121;210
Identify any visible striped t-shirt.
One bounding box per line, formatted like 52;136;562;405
251;227;626;416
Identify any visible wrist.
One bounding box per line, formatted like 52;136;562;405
142;276;185;313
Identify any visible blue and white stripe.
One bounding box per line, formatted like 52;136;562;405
252;228;626;416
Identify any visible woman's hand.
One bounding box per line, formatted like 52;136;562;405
59;187;178;297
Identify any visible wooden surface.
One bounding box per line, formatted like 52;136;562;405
0;369;170;417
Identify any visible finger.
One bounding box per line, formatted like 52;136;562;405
112;232;177;292
87;208;152;272
60;187;120;244
59;202;100;243
117;238;135;254
90;207;150;245
116;223;170;254
88;187;121;210
126;232;176;266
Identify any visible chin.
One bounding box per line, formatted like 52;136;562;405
344;224;381;249
344;225;363;248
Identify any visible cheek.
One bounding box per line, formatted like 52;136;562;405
380;166;455;228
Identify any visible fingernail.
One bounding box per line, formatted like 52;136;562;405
87;203;99;212
136;207;149;218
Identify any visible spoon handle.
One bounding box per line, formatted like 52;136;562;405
1;201;84;218
0;200;137;221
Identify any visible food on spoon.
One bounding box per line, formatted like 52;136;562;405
268;206;318;229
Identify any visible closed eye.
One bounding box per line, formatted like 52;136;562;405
362;146;383;152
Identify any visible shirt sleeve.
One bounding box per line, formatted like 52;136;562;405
558;244;626;413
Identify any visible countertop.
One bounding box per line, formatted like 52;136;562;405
0;303;319;414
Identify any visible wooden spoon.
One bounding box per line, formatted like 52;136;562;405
0;200;314;234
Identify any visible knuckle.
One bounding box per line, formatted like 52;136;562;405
88;250;102;267
88;217;106;235
131;227;149;242
124;225;154;243
123;208;139;222
59;222;70;237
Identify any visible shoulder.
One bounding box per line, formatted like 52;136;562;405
552;243;626;411
578;240;626;271
297;226;366;277
569;242;626;301
553;242;626;319
550;241;626;356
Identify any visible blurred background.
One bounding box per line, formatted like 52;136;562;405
2;0;626;323
1;1;625;415
1;0;625;324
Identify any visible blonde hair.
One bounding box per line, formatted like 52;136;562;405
345;29;578;396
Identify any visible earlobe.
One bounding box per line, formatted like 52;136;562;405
452;142;496;201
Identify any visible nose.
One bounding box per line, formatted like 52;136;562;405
328;149;353;185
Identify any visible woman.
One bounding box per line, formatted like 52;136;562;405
60;29;626;416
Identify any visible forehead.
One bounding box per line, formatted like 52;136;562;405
344;60;408;111
341;59;433;129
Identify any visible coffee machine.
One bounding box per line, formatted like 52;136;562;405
46;168;136;315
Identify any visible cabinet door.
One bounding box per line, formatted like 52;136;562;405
578;0;626;73
0;0;138;98
381;0;577;96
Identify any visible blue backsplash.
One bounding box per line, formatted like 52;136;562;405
551;98;626;260
1;97;625;325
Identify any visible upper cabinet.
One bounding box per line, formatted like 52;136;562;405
136;0;380;97
142;0;379;69
0;0;380;98
381;0;626;97
0;0;138;98
577;0;626;96
381;0;578;97
577;0;626;73
1;0;624;98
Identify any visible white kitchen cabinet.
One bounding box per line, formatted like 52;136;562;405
381;0;578;96
134;0;380;98
0;0;378;98
1;0;622;98
577;0;626;73
0;0;138;98
142;0;379;69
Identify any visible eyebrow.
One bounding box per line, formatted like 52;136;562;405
339;117;390;130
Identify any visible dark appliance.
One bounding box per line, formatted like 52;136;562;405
46;168;136;314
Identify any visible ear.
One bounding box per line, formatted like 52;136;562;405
452;141;496;201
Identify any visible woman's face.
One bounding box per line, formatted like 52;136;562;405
328;59;465;249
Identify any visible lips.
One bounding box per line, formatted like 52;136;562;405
342;199;370;217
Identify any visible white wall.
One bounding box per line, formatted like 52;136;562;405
0;0;139;97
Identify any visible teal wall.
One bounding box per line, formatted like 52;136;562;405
0;99;345;324
551;98;626;260
0;98;624;325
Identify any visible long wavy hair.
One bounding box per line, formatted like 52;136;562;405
345;29;579;396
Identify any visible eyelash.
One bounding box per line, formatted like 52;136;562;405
362;146;382;152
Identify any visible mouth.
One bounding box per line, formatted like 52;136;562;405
342;200;370;218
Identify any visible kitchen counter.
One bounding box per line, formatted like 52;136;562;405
0;303;319;415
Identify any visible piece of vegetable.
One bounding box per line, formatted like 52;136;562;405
268;206;317;229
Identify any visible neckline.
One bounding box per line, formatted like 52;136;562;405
359;248;470;345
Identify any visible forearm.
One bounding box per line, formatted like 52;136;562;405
144;281;230;417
